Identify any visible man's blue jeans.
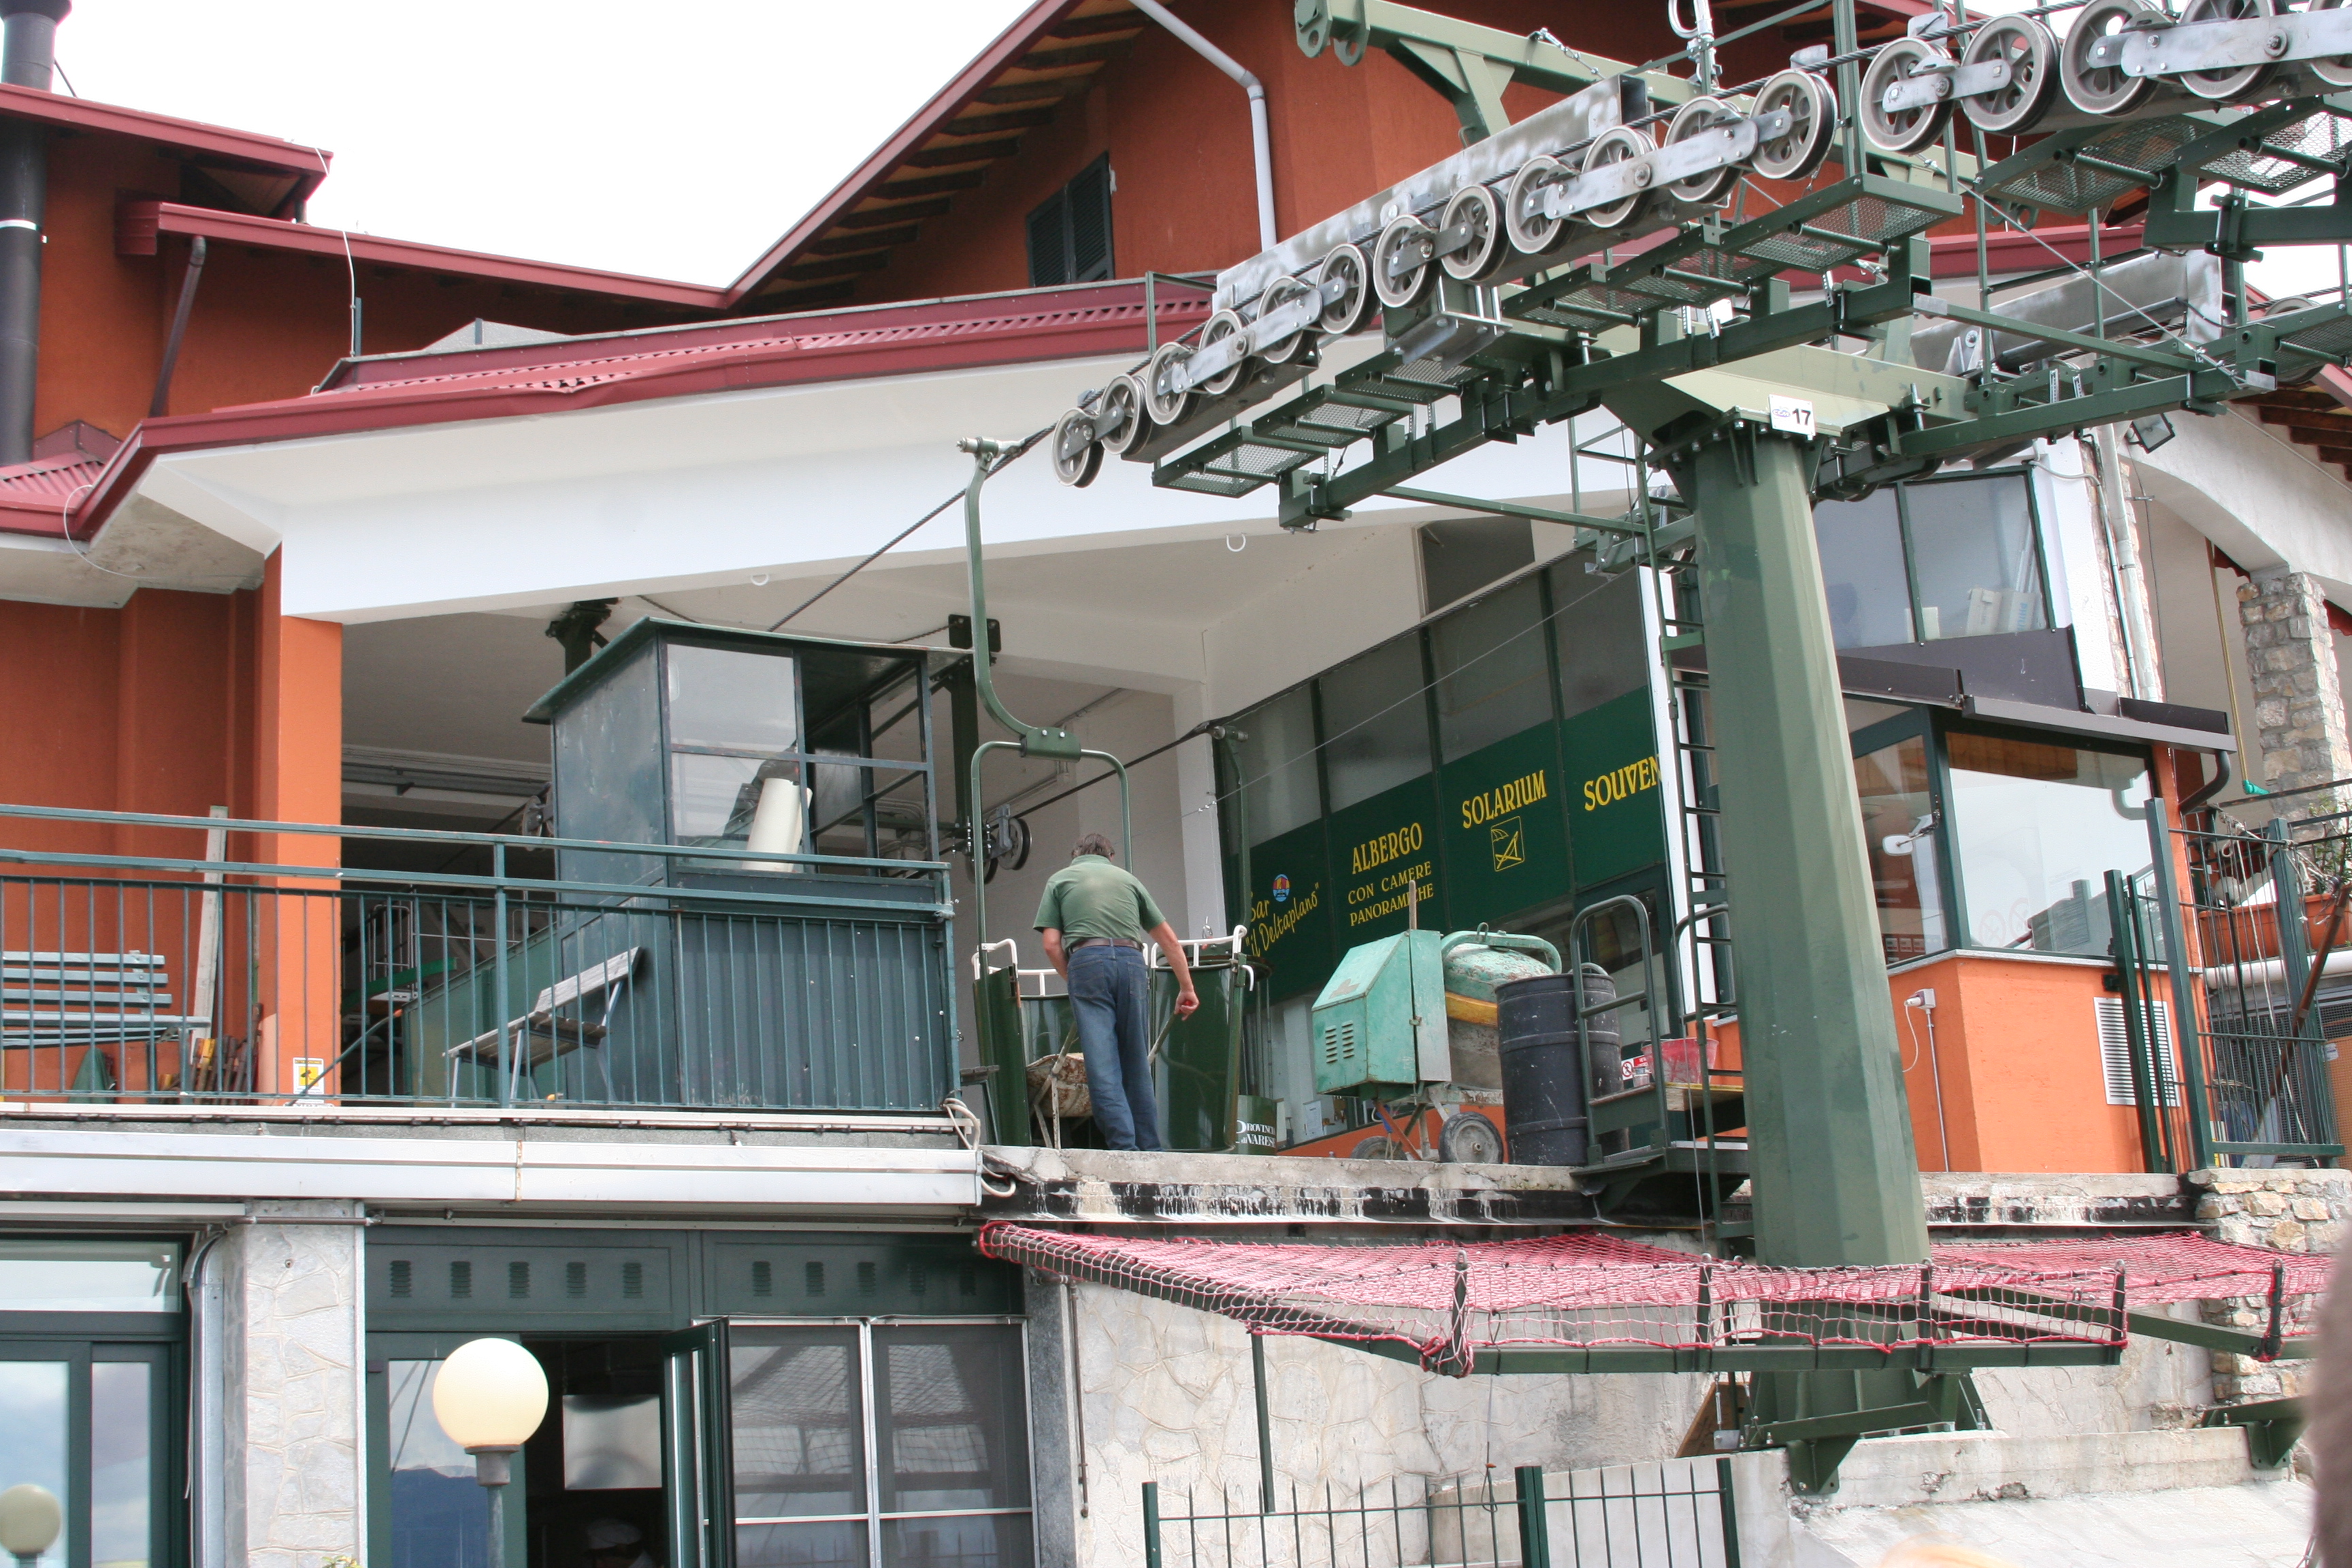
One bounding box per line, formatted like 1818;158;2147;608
1068;944;1162;1151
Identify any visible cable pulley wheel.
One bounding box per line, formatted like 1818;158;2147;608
2062;0;2163;117
2174;0;2277;101
1372;214;1438;309
1750;70;1836;181
1961;14;2060;136
2309;0;2352;88
1861;37;1955;155
1437;184;1506;282
1142;342;1196;428
1194;310;1249;395
1050;407;1103;489
1580;126;1654;231
1317;242;1375;335
1096;374;1152;457
1254;275;1318;364
1503;154;1571;255
1663;96;1740;206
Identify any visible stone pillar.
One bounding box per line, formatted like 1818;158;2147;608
2187;1168;2350;1404
2238;569;2352;791
218;1200;365;1568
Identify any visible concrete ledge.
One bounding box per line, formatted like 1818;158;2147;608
1820;1427;2255;1507
1919;1171;2197;1230
979;1144;1599;1226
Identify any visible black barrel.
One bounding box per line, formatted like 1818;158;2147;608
1495;964;1618;1166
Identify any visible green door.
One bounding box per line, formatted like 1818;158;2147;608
662;1323;733;1568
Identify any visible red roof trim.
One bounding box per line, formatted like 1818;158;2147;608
1929;222;2146;276
24;280;1214;545
723;0;1088;299
0;83;329;203
117;201;730;310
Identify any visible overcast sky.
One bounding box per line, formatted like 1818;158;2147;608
51;0;2341;300
54;0;1039;285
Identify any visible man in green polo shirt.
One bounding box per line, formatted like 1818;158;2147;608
1034;833;1198;1152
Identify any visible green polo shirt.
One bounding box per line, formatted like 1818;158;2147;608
1034;855;1165;945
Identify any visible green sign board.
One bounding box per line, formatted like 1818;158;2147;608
1326;775;1444;950
1235;818;1335;999
1437;721;1573;929
1560;688;1670;889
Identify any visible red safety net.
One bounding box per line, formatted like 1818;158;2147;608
977;1224;2336;1370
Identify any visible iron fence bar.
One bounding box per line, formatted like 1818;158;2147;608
1143;1482;1161;1568
2145;800;2213;1169
1515;1466;1551;1568
2106;871;2166;1172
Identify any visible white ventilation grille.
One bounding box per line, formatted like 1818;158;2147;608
2095;996;2180;1107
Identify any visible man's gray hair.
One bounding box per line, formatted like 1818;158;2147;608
1072;832;1117;860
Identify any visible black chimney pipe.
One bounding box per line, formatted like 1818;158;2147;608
0;0;67;468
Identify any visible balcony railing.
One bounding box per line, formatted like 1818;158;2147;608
0;802;956;1113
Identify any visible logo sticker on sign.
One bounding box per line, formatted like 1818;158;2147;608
1768;395;1816;438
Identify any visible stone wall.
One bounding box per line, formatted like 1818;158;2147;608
2237;568;2352;790
2189;1166;2351;1402
218;1200;365;1568
1051;1277;1710;1568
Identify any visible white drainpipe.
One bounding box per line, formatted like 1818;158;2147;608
1129;0;1277;250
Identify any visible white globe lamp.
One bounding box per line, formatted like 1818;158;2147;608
431;1337;548;1545
0;1484;60;1567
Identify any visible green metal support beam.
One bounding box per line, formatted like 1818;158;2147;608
1666;425;1931;1269
2200;1396;2306;1471
2127;1311;2317;1360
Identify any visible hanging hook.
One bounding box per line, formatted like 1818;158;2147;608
1667;0;1718;89
1226;534;1248;553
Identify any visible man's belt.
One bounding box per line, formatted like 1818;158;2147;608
1067;937;1143;951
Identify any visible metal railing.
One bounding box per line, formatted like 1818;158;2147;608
2117;790;2349;1169
0;802;956;1113
1141;1461;1741;1568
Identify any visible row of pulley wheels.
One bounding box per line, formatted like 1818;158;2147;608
1051;67;1842;485
1863;0;2352;154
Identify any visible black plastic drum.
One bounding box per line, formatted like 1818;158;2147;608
1495;964;1617;1166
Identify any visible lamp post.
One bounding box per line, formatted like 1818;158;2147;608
0;1484;59;1567
431;1337;549;1563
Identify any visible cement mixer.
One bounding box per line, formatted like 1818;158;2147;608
1306;926;1558;1162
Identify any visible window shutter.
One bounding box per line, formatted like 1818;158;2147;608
1068;157;1113;282
2094;996;2180;1107
1026;191;1069;288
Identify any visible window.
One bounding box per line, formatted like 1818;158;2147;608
1944;731;2151;956
1549;561;1648;720
386;1357;497;1568
1224;686;1321;847
729;1322;1030;1568
1431;578;1552;762
1420;519;1534;612
1317;638;1432;811
1811;470;2050;651
1025;157;1112;287
1855;731;1946;964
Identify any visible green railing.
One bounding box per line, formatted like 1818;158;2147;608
0;802;955;1111
1141;1460;1741;1568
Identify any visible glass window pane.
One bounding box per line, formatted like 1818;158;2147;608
883;1514;1033;1568
0;1361;66;1568
0;1241;178;1311
1946;732;2151;955
667;644;799;753
1855;734;1948;965
554;643;663;883
1814;492;1912;649
1550;563;1648;720
730;1330;865;1522
387;1359;493;1568
1421;518;1533;612
91;1361;151;1568
1432;580;1551;762
739;1520;869;1568
1906;474;2046;642
873;1325;1029;1518
1227;688;1320;847
672;755;806;850
1319;639;1430;811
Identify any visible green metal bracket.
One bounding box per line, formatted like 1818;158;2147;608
1292;0;1687;142
1750;1372;1984;1495
2200;1396;2306;1471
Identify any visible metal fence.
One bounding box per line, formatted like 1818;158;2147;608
0;802;955;1111
2115;791;2347;1170
1141;1460;1740;1568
